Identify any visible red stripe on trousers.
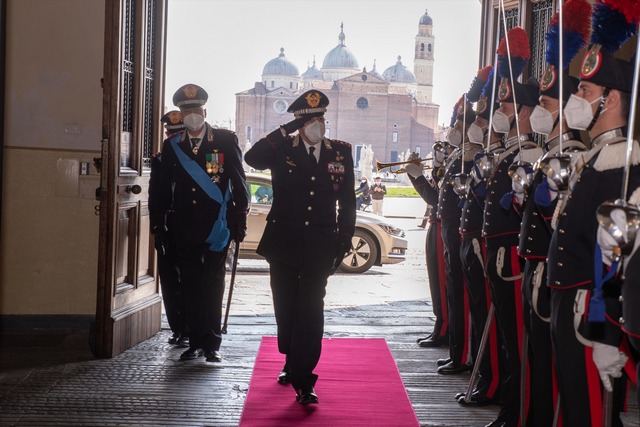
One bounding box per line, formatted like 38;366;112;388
584;344;603;425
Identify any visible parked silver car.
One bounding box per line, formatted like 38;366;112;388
239;173;408;273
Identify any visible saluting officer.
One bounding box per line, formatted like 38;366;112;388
149;110;189;347
547;33;640;424
407;145;449;348
151;84;249;363
244;90;356;405
483;26;542;427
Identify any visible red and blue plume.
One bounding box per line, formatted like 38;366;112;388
601;0;640;26
481;67;496;99
546;0;592;69
449;96;463;128
497;27;530;79
591;0;637;52
467;66;493;103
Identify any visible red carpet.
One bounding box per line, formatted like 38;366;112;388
239;336;420;427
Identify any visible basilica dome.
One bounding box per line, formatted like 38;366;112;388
301;58;323;81
322;24;359;69
262;48;299;76
383;56;416;83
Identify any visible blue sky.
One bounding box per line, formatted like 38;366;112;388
165;0;482;129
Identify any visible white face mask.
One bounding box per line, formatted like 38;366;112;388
564;94;600;131
303;120;325;143
492;110;513;134
467;123;486;145
529;106;557;136
447;128;462;147
183;113;205;131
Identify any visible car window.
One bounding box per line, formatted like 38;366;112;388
249;180;273;205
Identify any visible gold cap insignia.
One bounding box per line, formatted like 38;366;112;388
183;84;198;99
540;65;556;92
168;111;182;124
581;44;602;79
498;78;511;102
476;96;487;114
305;92;321;108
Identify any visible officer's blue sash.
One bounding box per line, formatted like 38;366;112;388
170;136;231;252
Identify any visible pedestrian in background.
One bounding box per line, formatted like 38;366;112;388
370;175;386;216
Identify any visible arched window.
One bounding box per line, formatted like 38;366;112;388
427;44;432;53
392;131;398;143
420;43;425;52
246;126;252;142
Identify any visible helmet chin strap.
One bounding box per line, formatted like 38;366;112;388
587;88;610;132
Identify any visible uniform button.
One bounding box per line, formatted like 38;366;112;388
490;190;495;195
311;176;316;181
531;224;536;229
619;317;625;324
568;195;572;200
310;191;315;196
619;295;624;302
527;237;533;241
192;200;197;205
526;249;531;254
289;169;292;173
561;212;567;216
559;229;565;234
307;206;312;211
621;275;626;281
488;201;493;205
557;262;563;267
464;218;468;222
533;211;538;216
192;187;196;192
487;212;491;216
304;221;310;226
485;222;490;226
555;280;561;285
559;246;564;251
482;231;487;236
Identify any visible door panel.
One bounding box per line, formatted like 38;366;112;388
95;0;167;358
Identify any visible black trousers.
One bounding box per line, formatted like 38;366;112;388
426;221;448;339
269;260;329;390
522;259;554;427
441;222;469;366
550;288;627;427
486;242;525;418
177;243;228;352
461;235;500;399
157;227;186;337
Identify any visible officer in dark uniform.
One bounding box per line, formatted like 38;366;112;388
517;3;589;424
150;84;249;363
483;26;541;427
244;90;356;405
547;36;640;424
407;144;449;348
454;67;502;407
149;110;188;347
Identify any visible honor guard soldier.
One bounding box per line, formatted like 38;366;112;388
453;66;502;407
244;90;356;405
547;2;640;423
407;144;449;348
151;84;249;363
519;2;590;425
432;96;475;375
483;27;542;427
150;110;189;347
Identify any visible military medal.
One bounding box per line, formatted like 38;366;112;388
328;156;345;191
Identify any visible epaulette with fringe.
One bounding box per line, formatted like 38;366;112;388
331;139;352;149
593;138;640;171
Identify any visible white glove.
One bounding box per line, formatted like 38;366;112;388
592;342;628;392
597;225;619;266
405;162;424;179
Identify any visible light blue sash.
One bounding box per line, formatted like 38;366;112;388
170;136;231;251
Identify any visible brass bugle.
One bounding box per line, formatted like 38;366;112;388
375;157;433;172
390;164;433;174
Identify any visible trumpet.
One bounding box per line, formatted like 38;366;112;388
375;157;433;172
389;164;433;175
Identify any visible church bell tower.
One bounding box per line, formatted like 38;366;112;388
414;8;434;105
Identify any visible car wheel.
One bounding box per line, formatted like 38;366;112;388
339;229;378;274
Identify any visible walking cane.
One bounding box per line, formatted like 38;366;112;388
463;303;495;403
602;383;613;427
519;327;530;425
221;240;241;334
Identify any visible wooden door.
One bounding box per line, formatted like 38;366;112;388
95;0;167;358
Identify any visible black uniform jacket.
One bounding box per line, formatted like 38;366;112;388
244;129;356;273
437;155;462;224
150;124;249;248
409;171;440;222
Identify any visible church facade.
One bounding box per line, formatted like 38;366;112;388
235;10;440;166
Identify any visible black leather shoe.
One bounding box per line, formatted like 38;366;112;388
205;350;222;362
176;336;190;348
437;361;471;375
457;393;498;406
416;333;433;343
168;332;180;345
180;348;204;360
277;370;291;384
296;387;319;405
418;335;448;348
484;409;517;427
436;357;451;367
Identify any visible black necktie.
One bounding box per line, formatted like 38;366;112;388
190;138;200;154
308;146;317;166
